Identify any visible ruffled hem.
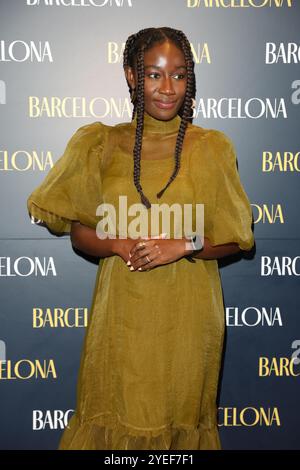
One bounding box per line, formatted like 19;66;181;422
58;412;221;450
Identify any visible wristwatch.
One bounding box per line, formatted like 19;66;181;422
184;234;203;263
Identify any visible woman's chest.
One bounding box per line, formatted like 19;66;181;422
100;138;217;207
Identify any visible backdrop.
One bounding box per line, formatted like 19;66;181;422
0;0;299;450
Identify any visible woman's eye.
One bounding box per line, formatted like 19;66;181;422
174;74;186;80
147;73;186;80
147;73;160;79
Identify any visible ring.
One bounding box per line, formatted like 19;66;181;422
146;255;151;263
139;242;146;249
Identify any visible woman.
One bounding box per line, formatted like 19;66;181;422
27;27;254;450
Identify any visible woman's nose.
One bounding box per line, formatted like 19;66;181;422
158;76;175;95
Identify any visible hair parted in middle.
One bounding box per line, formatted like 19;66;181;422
123;27;196;209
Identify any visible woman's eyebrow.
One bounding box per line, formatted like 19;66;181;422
144;64;187;70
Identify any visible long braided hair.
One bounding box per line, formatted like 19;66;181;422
123;27;196;209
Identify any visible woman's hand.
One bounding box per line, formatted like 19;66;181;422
128;235;190;271
114;237;142;264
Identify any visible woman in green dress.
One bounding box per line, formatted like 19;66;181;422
27;27;254;450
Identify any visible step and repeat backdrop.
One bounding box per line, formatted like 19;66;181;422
0;0;299;450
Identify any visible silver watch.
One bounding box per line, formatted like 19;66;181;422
184;234;203;262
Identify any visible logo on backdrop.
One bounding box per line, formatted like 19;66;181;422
107;42;211;64
26;0;133;7
218;407;281;427
32;410;74;430
0;257;57;277
252;204;284;224
259;340;300;376
27;96;288;119
33;307;89;328
226;306;283;327
0;359;57;380
259;357;300;376
262;151;300;172
0;41;53;62
261;256;300;276
0;150;54;171
186;0;293;8
266;42;300;63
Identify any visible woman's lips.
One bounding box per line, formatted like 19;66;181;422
154;100;177;110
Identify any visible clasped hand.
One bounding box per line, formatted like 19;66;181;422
127;233;189;272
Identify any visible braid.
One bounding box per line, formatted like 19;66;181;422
123;27;196;209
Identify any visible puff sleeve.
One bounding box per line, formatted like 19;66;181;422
27;121;108;234
207;130;255;251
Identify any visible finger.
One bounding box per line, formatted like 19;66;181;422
137;250;160;271
134;246;161;270
130;242;158;265
132;242;155;259
130;244;146;261
137;241;149;250
130;239;156;260
131;247;153;266
129;238;141;257
129;233;165;259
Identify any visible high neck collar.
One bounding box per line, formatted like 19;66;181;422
131;111;181;134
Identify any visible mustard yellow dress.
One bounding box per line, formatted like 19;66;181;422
27;112;254;450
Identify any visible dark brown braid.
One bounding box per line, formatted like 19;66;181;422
123;27;196;209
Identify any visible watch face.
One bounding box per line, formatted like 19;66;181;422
185;234;203;253
193;235;203;251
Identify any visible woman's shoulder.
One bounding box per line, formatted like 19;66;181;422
188;123;237;170
65;120;113;151
75;119;234;149
188;121;234;148
72;120;110;139
73;119;133;138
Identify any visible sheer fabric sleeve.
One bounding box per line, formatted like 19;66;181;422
27;121;107;234
207;130;255;251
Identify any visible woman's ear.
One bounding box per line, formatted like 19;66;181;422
124;65;136;90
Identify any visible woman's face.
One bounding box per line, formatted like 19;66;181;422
125;40;187;121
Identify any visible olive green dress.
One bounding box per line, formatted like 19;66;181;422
27;111;254;450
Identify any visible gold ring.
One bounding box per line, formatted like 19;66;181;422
139;242;146;249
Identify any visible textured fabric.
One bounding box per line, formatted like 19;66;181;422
27;112;254;450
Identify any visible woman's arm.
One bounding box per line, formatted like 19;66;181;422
70;221;117;257
128;236;243;271
70;223;241;266
70;221;135;261
191;237;241;260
